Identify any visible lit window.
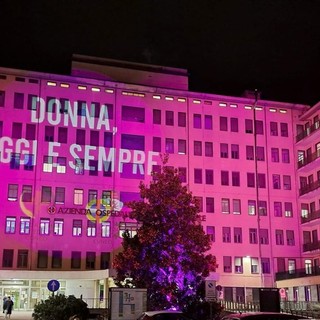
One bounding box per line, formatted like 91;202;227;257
75;158;84;175
74;189;84;205
101;222;111;238
43;156;53;172
39;219;50;235
20;217;31;235
119;222;140;238
87;220;96;237
248;200;256;215
73;220;82;236
285;202;293;217
54;219;64;236
57;157;66;173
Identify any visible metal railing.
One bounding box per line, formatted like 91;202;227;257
301;209;320;224
299;179;320;196
296;121;320;142
298;150;320;168
275;267;320;281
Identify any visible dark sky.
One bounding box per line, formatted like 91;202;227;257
1;0;320;105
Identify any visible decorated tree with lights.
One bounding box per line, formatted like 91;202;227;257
114;156;217;311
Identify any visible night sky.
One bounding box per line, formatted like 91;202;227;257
1;0;320;105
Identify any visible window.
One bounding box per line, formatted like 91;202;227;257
286;230;295;245
178;112;186;127
54;219;63;235
221;171;229;186
74;189;84;205
273;174;281;189
222;227;231;243
0;90;5;107
288;259;296;274
258;201;267;216
178;167;187;183
270;122;278;136
76;129;85;145
71;251;81;269
256;146;265;161
283;175;291;190
193;114;201;128
273;201;282;217
255;120;264;134
87;220;96;237
232;172;240;187
262;257;270;273
223;256;232;273
153;137;161;152
55;187;65;204
246;146;254;160
104;132;113;147
40;219;50;235
119;222;140;238
57;157;66;173
260;229;269;244
194;141;202;156
258;173;266;188
90;130;99;147
8;184;18;201
57;127;68;143
235;257;243;273
101;221;111;237
10;153;20;169
24;154;34;171
26;124;36;140
205;142;213;157
281;122;288;137
249;228;258;244
73;220;82;236
75;158;84;175
230;118;238;132
20;217;31;234
100;252;110;269
86;252;96;269
12;122;22;139
195;197;204;214
282;149;290;163
89;160;98;176
176;139;186;155
0;121;2;137
285;202;293;217
5;217;16;233
165;138;174;153
271;148;279;162
220;116;228;131
194;169;202;184
247;173;255;188
41;186;51;203
233;199;241;214
205;115;213;129
251;258;259;274
2;249;14;268
17;250;28;268
44;126;54;142
153;109;161;124
206;197;214;213
248;200;256;215
37;250;48;268
234;227;242;243
221;198;230;214
165;110;174;126
88;189;98;205
51;251;62;268
122;106;145;122
205;170;214;185
245;119;253;133
207;226;215;242
220;143;228;158
43;156;53;172
231;144;239;159
276;230;284;245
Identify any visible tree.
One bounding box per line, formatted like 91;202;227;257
32;294;90;320
114;157;217;311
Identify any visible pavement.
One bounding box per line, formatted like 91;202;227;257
0;311;33;320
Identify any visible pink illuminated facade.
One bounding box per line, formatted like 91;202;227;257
0;55;319;309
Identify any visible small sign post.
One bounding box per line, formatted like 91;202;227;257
47;279;60;296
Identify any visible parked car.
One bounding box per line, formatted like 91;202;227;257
137;310;194;320
221;312;308;320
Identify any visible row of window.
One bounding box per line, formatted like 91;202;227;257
6;185;294;217
2;248;110;270
5;217;138;238
207;226;296;245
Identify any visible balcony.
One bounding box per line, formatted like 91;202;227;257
296;120;320;142
275;267;320;281
297;150;320;170
301;209;320;224
299;179;320;196
303;241;320;252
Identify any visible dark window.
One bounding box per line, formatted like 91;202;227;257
0;90;5;107
26;124;36;140
193;114;201;128
178;112;186;127
86;252;96;269
165;110;174;126
104;132;113;148
205;142;213;157
220;116;228;131
58;127;68;143
12;122;22;139
281;123;288;137
45;126;54;142
122;106;145;122
230;118;238;132
194;141;202;156
76;129;85;145
245;119;253;133
14;92;24;109
247;173;255;188
37;250;48;268
232;172;240;186
194;169;202;184
100;252;110;269
52;251;62;268
205;169;214;185
206;197;214;213
121;134;145;150
2;249;14;268
90;131;100;147
71;251;81;269
255;120;264;134
153;109;161;124
153;137;161;152
205;115;213;129
17;250;28;268
221;171;229;186
178;167;187;183
270;122;278;136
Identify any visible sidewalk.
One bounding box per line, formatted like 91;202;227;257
0;311;33;320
